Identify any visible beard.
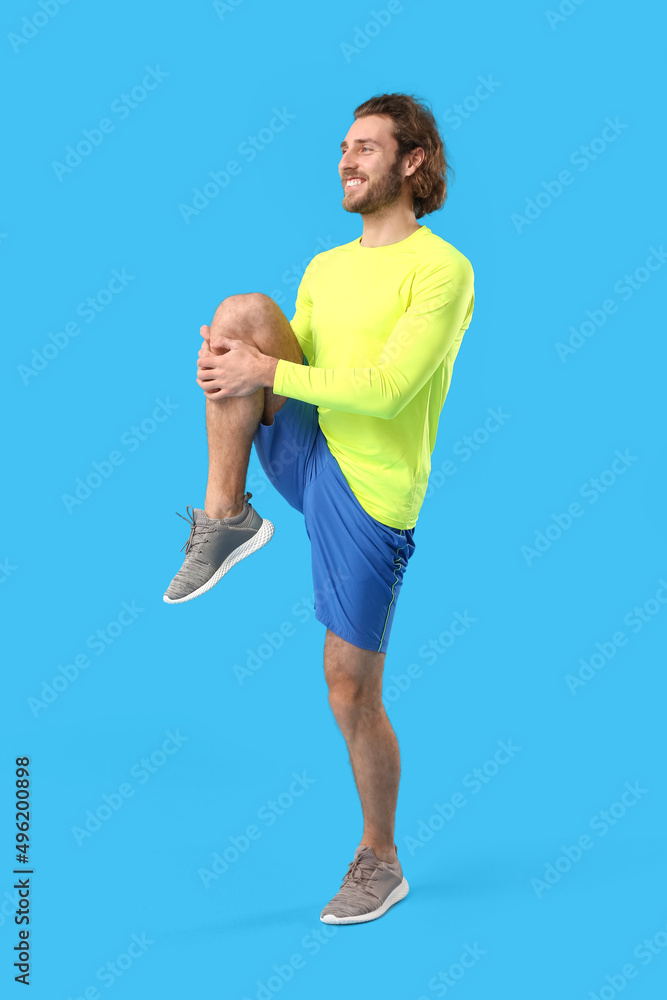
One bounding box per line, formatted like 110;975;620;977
342;154;404;215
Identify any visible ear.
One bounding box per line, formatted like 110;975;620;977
406;147;425;175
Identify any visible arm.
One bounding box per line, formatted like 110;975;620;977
289;265;315;365
271;254;475;419
195;265;315;398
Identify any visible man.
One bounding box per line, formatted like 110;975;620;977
164;93;475;924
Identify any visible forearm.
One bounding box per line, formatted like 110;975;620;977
272;359;403;419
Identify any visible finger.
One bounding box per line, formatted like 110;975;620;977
197;370;222;384
200;324;211;341
197;376;223;392
210;334;236;351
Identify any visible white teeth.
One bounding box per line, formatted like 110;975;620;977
346;178;364;187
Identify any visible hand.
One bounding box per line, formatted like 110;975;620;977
196;326;272;398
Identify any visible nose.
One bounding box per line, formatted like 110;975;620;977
339;149;358;175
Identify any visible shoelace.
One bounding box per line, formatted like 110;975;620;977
175;505;212;556
340;855;378;893
175;495;253;555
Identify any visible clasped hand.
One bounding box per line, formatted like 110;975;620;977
196;324;268;398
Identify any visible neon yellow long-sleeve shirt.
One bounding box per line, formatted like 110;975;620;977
272;225;475;529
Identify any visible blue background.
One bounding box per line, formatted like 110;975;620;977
3;0;666;997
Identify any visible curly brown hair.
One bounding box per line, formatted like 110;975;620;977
352;92;452;219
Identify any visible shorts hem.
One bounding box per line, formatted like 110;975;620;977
315;609;387;654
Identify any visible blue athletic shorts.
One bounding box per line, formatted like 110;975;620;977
253;371;416;653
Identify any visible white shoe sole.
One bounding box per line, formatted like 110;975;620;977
320;877;409;925
163;517;274;604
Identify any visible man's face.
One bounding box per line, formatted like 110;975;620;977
339;114;406;215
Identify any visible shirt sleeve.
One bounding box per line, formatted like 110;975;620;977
287;267;315;366
272;253;475;419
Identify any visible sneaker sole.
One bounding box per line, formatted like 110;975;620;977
320;877;409;925
163;517;274;604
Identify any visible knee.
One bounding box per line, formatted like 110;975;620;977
215;292;275;324
223;291;274;310
209;292;279;347
327;675;382;720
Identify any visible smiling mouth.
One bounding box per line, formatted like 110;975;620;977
344;178;366;190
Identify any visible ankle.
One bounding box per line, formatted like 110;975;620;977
362;841;397;864
204;495;246;519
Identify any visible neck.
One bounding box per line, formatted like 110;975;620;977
359;206;422;248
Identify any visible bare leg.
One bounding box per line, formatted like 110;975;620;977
201;293;304;518
324;629;400;863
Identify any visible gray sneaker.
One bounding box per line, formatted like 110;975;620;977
320;844;409;925
163;492;274;604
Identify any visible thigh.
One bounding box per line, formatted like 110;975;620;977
261;345;308;426
304;443;416;654
323;628;386;699
252;386;320;514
